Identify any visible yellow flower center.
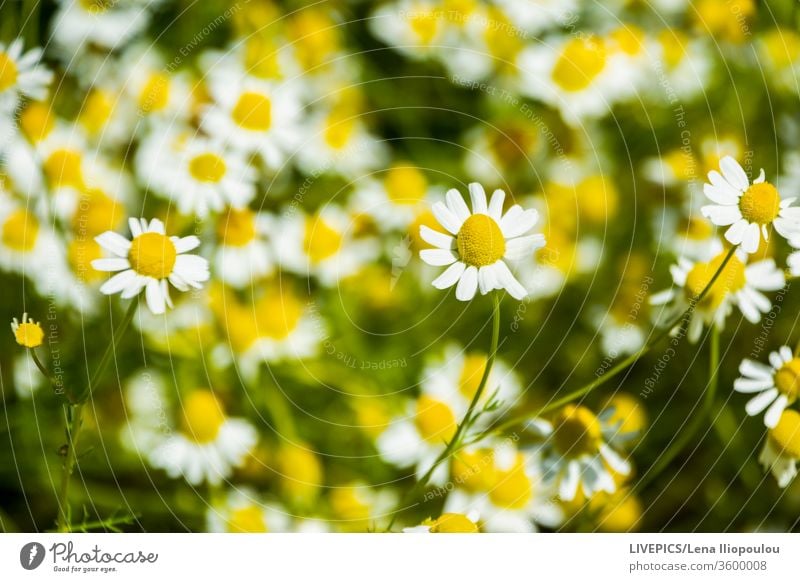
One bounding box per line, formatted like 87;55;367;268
2;209;39;252
19;102;55;143
189;152;227;183
658;29;687;69
484;9;523;62
684;252;746;311
678;216;714;241
217;208;257;246
303;216;343;263
739;182;781;224
553;405;603;457
330;486;371;527
232;91;272;131
407;9;439;45
426;513;478;533
769;409;800;459
415;395;457;443
226;505;268;533
552;37;607;92
255;288;304;339
763;28;800;68
775;358;800;402
488;453;533;510
80;0;113;12
451;448;494;492
456;214;506;267
287;9;339;70
458;353;488;399
577;175;618;223
277;442;323;503
323;113;355;150
79;89;115;135
180;390;226;443
384;165;427;205
0;51;18;92
138;73;171;114
73;189;123;235
44;149;84;189
244;36;283;80
68;239;104;282
14;321;44;348
128;232;177;279
609;25;645;56
605;394;647;438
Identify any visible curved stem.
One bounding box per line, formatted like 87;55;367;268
387;293;502;529
635;324;720;492
56;402;84;532
471;246;738;444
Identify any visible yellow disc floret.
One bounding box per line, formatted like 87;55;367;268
19;102;55;143
775;358;800;402
456;214;505;267
415;395;457;442
458;353;488;399
552;37;606;92
384;165;427;205
553;405;603;457
304;216;343;263
232;91;272;131
2;209;39;252
227;505;268;533
0;51;18;92
189;152;227;183
684;252;746;310
425;513;478;533
739;182;781;225
129;232;177;279
11;314;44;348
488;453;533;509
217;208;257;247
180;390;226;443
769;409;800;459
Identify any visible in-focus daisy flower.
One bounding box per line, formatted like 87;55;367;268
734;346;800;428
148;389;258;486
759;409;800;488
10;313;44;348
649;244;785;343
92;217;210;314
277;205;378;286
152;137;257;218
700;156;800;253
329;482;398;532
403;512;480;533
420;183;545;301
206;488;293;533
444;444;564;533
0;39;52;112
213;208;275;288
538;404;632;501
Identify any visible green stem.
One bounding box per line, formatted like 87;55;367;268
56;403;84;532
84;299;138;401
635;324;720;492
388;293;502;529
470;245;738;444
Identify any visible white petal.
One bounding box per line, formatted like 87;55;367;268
455;265;478;301
488;189;505;220
95;231;132;257
719;156;749;191
431;261;466;289
431;201;462;235
779;346;794;362
706;171;742;202
420;248;458;266
723;219;749;243
174;235;201;253
740;222;761;253
445;188;471;222
599;444;631;475
468;183;488;214
739;359;774;380
745;388;779;416
733;377;774;393
91;257;130;272
99;269;137;295
147;218;166;234
764;395;789;428
420;225;455;250
701;204;741;226
559;461;580;501
145;278;166;314
174;254;210;284
128;218;143;237
492;260;527;299
504;234;545;261
478;266;495;294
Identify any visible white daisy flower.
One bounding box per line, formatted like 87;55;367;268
419;183;545;301
0;194;60;277
329;482;398;532
206;488;293;533
645;28;711;102
0;39;52;112
538;404;632;502
202;71;301;169
444;444;564;533
700;156;800;253
92;217;210;315
734;346;800;428
403;512;480;533
276;205;378;286
213;209;275;288
150;136;257;218
119;46;192;120
369;1;447;61
146;389;258;486
759;409;800;488
649;243;785;343
50;0;151;56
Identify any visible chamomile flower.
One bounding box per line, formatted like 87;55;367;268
444;444;564;533
370;1;446;61
277;205;378;286
538;405;632;502
213;209;275;288
151;137;257;218
403;512;480;533
92;218;210;315
10;313;44;348
734;346;800;428
420;183;544;301
759;409;800;488
202;72;301;169
329;482;398;532
120;47;192;120
649;244;785;343
700;156;800;253
50;0;150;56
0;196;59;275
0;39;52;112
351;164;439;231
759;27;800;95
646;28;711;102
206;488;293;533
148;389;258;486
